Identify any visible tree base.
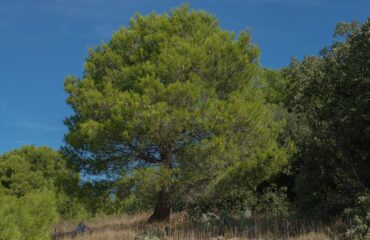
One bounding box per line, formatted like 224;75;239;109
147;189;171;223
147;209;170;223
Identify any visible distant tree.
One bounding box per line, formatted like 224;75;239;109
0;145;83;219
0;146;69;196
259;68;287;105
282;18;370;217
64;5;291;222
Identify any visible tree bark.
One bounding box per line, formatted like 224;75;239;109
147;186;171;223
148;152;172;223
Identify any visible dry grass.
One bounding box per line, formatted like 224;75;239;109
73;230;137;240
291;232;330;240
53;212;332;240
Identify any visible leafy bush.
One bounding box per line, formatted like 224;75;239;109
116;168;161;214
283;19;370;218
255;185;291;217
56;193;89;221
185;187;257;217
345;192;370;240
0;146;84;220
0;189;58;240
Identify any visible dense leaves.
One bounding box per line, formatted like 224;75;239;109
0;146;81;239
282;18;370;217
0;146;84;219
64;5;291;220
0;190;58;240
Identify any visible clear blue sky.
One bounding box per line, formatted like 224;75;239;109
0;0;369;154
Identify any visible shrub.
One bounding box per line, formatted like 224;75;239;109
255;185;291;217
0;189;58;240
185;188;257;217
345;192;370;240
0;146;83;220
116;168;160;214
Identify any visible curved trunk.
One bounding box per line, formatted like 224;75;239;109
148;186;171;223
148;155;172;223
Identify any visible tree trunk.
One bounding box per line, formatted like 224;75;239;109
148;155;172;223
147;186;171;223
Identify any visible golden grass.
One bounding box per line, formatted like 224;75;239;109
53;212;332;240
73;230;137;240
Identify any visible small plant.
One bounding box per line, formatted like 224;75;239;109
255;185;291;217
345;192;370;240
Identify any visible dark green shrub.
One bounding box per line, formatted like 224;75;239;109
345;192;370;240
255;185;291;217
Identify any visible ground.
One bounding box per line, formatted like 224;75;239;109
53;212;333;240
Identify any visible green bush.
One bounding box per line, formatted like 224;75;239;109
56;192;89;221
345;192;370;240
255;185;291;217
0;146;84;220
116;168;161;214
185;188;257;217
0;189;58;240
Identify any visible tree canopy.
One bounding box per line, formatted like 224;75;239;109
64;5;291;221
282;18;370;217
0;145;71;196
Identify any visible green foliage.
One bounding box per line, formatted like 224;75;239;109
344;192;370;240
117;168;162;213
0;146;84;219
259;69;287;105
255;185;291;217
188;184;291;221
56;192;89;220
186;188;256;216
282;18;370;217
0;189;58;240
0;145;67;196
63;5;290;218
76;180;118;216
